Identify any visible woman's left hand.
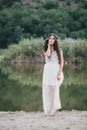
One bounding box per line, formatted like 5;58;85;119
57;73;61;80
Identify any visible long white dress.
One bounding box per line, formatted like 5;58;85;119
42;51;64;115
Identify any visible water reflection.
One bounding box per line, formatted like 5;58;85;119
0;63;87;111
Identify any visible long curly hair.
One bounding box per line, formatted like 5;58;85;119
42;33;61;64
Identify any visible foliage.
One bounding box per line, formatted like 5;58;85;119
0;0;20;9
61;38;87;62
0;0;87;48
0;38;87;62
0;38;43;61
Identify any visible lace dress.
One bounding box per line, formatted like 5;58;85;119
42;51;64;114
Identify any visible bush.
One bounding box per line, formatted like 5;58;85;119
0;38;87;62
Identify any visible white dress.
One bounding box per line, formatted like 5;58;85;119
42;51;64;114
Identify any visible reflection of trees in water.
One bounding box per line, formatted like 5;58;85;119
0;66;42;111
0;99;20;111
63;63;87;86
0;63;87;111
61;83;87;110
0;63;43;87
0;84;42;111
61;63;87;110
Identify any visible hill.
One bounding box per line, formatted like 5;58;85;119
0;0;87;48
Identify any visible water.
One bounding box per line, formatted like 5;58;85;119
0;63;87;111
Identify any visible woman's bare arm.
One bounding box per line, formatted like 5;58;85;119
58;48;64;73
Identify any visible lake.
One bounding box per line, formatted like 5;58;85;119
0;63;87;111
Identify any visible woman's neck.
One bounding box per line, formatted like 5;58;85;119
50;45;54;52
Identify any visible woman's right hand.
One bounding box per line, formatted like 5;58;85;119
46;44;50;56
48;43;50;49
42;44;50;57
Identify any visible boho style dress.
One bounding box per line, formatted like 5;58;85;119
42;50;64;114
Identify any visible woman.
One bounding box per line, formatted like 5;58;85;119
42;33;64;116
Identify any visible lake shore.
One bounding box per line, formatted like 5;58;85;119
0;110;87;130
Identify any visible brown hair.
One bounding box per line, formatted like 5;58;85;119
42;33;61;64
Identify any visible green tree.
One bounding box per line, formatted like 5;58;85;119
42;0;59;10
0;0;20;9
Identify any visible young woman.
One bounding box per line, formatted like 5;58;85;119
42;33;64;116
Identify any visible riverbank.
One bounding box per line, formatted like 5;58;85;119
0;110;87;130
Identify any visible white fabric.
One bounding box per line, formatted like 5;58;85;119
42;51;64;114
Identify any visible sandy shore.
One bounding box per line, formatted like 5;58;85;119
0;110;87;130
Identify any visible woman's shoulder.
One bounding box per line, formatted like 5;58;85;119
59;48;63;56
59;47;63;52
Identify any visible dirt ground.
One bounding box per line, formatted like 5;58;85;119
0;110;87;130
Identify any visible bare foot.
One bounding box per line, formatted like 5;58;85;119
50;111;58;116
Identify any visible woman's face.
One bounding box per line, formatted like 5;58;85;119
48;35;55;45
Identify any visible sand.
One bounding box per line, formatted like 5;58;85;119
0;110;87;130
